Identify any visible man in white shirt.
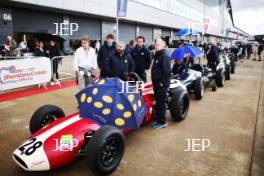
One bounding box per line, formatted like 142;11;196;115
74;35;98;89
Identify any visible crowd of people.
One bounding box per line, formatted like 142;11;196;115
0;35;63;85
73;34;170;129
1;33;263;129
73;33;264;129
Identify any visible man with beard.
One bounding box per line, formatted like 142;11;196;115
104;41;135;80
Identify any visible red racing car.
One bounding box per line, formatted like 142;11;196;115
13;76;189;175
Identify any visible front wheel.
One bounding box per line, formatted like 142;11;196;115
215;68;225;87
169;89;190;122
85;125;125;176
29;105;65;134
231;62;235;74
194;77;204;100
225;66;231;80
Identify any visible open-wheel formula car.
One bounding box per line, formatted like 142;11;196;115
13;74;190;175
170;68;204;100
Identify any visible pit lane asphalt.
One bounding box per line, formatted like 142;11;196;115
0;60;263;176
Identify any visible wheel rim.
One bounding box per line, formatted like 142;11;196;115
41;114;57;127
201;82;204;96
101;138;121;167
222;72;225;85
179;95;189;116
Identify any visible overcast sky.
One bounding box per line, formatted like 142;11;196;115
231;0;264;35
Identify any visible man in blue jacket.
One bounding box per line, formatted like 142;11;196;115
97;34;116;77
151;39;171;129
105;41;135;80
131;36;151;82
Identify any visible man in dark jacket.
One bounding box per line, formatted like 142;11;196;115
151;39;171;129
97;34;116;77
48;40;62;84
105;41;135;80
125;40;136;56
131;36;151;82
34;41;47;57
206;44;219;71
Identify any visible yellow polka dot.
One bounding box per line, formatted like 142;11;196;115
80;93;86;102
102;108;111;115
102;96;113;103
117;103;124;110
87;97;92;103
128;94;134;102
93;88;98;95
138;100;142;108
98;79;105;85
133;104;137;111
123;111;132;118
115;118;125;126
94;102;103;108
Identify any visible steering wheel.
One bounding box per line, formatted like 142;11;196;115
124;72;142;83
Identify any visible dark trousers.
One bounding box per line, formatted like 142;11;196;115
52;59;59;80
153;81;168;124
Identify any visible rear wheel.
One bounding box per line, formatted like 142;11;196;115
194;77;204;100
169;89;190;122
225;66;231;80
29;105;65;134
215;68;225;87
86;125;125;176
231;62;235;74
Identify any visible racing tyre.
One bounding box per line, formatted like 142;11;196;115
225;66;231;80
194;77;204;100
169;89;190;122
231;62;235;74
86;125;125;176
215;68;225;87
30;105;65;134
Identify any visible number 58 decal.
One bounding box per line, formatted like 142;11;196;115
18;138;42;156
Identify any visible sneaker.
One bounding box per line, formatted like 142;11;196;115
55;80;61;85
152;123;167;129
50;81;55;86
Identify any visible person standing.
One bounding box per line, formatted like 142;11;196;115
131;36;151;82
151;39;171;129
252;43;258;61
47;39;62;85
6;36;17;57
34;41;47;57
206;44;220;71
104;41;135;80
125;40;136;55
74;35;98;90
97;34;116;77
246;43;252;60
258;42;263;61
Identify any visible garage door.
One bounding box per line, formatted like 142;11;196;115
138;25;153;45
102;21;116;40
119;23;136;44
13;8;62;34
161;28;171;37
69;16;101;40
0;7;13;43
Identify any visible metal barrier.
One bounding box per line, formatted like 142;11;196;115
51;55;76;84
